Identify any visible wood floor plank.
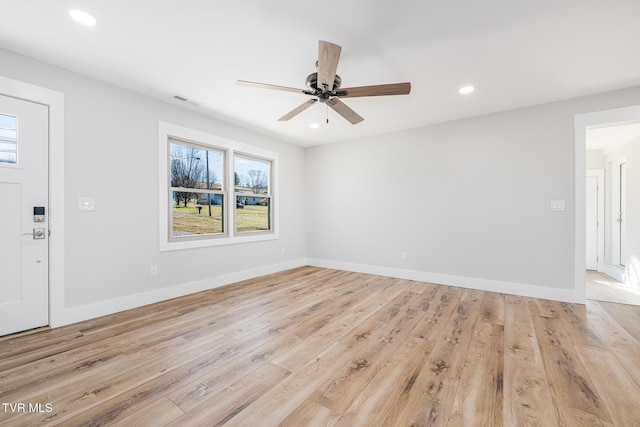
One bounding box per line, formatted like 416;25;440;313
165;326;300;412
311;282;438;415
319;283;459;424
164;362;291;427
0;336;206;426
220;270;360;341
598;300;640;343
528;298;613;426
335;336;432;427
0;328;86;372
503;295;559;427
446;292;504;426
586;300;640;386
2;267;638;426
0;338;125;402
222;341;355;427
110;397;184;427
176;270;342;343
54;340;258;426
269;277;407;372
279;399;341;427
361;288;484;427
0;326;83;361
551;300;609;350
573;347;640;426
552;296;640;423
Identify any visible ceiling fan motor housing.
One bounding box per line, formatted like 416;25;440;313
305;72;342;96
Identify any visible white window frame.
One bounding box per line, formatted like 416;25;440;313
159;121;278;251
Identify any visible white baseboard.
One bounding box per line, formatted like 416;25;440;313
53;256;579;329
52;258;307;328
307;258;577;303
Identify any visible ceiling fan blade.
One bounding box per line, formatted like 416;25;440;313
237;80;310;95
317;41;342;92
278;99;318;121
337;82;411;98
327;98;364;125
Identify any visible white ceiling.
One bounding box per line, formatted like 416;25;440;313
2;1;640;147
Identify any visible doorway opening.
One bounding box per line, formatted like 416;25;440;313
577;107;640;306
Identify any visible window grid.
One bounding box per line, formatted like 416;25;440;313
163;130;276;248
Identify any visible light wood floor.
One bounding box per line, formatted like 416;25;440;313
586;270;640;306
1;267;639;426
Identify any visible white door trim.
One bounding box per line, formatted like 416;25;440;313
0;76;65;328
574;104;640;304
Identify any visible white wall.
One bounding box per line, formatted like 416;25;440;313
0;48;306;325
586;150;605;169
3;45;640;325
306;87;640;301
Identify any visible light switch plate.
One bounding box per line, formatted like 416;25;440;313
78;197;95;211
550;200;565;212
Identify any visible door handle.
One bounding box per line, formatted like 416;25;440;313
22;228;46;239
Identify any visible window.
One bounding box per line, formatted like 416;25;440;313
170;139;226;240
234;154;273;233
159;122;278;251
0;113;17;164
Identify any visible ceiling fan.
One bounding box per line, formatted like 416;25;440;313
237;40;411;125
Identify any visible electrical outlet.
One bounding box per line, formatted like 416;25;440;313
150;266;158;277
401;252;407;260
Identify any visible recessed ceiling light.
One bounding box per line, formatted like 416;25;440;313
69;9;97;26
459;85;475;95
309;123;319;129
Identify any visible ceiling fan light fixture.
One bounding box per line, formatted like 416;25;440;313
459;85;475;95
69;9;97;26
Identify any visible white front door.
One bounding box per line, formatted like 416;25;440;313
0;94;49;336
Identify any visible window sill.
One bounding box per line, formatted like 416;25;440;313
160;231;278;251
